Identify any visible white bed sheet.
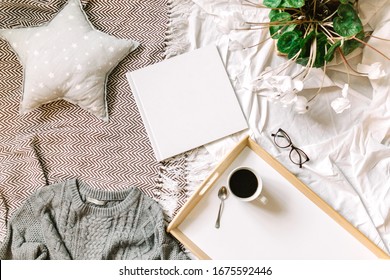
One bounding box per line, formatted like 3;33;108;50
181;0;390;255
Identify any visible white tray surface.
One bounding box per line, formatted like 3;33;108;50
178;147;377;259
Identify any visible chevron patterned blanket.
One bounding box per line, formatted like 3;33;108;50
0;0;189;242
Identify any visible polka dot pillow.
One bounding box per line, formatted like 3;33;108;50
0;0;139;121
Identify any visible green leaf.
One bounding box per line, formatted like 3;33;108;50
316;32;328;46
277;30;301;54
269;12;292;39
291;32;329;68
296;57;309;66
339;0;349;3
313;33;328;68
300;30;315;58
287;41;302;59
342;31;364;55
279;24;297;39
281;0;305;8
333;4;363;37
263;0;282;8
324;40;342;62
268;9;280;20
270;12;291;24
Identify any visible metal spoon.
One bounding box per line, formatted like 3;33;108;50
215;186;228;228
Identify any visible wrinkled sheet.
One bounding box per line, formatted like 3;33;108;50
185;0;390;254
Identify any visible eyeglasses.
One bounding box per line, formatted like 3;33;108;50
271;128;309;168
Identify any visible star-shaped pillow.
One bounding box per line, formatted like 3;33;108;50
0;0;139;121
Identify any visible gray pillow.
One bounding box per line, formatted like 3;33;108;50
0;0;139;121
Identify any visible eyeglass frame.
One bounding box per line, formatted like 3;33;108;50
271;128;309;168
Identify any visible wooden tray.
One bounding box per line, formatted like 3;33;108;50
168;136;389;259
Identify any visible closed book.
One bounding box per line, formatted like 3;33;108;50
126;45;248;161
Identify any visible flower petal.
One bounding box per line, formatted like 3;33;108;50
293;79;304;91
357;62;386;79
280;91;297;105
341;84;349;98
331;97;351;114
294;96;309;114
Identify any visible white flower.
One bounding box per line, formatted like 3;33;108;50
253;73;303;105
278;77;303;93
331;84;351;114
294;96;309;114
292;79;304;91
253;75;305;107
331;98;350;113
279;91;297;105
357;62;386;80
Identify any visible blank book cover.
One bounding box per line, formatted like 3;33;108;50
126;45;248;161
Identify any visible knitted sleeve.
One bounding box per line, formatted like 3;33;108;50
0;200;48;260
157;219;190;260
150;202;190;260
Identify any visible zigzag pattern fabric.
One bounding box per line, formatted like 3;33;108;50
0;0;188;241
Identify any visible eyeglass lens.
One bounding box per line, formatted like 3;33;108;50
273;130;291;148
289;148;308;166
272;128;309;168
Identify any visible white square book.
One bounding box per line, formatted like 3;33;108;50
126;45;248;161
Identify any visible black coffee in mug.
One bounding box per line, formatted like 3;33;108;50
228;168;258;198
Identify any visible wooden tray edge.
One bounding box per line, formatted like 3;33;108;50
168;135;390;259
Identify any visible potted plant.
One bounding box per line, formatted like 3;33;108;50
265;0;367;68
234;0;388;114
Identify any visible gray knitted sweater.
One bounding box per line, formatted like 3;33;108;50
0;179;188;260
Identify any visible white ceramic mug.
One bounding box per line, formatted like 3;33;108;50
227;166;268;205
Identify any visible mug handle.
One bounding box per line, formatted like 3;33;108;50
256;194;268;205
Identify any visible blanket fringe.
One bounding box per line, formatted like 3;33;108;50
156;153;188;220
185;147;216;197
156;147;215;221
158;0;216;224
164;0;194;58
156;0;195;220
